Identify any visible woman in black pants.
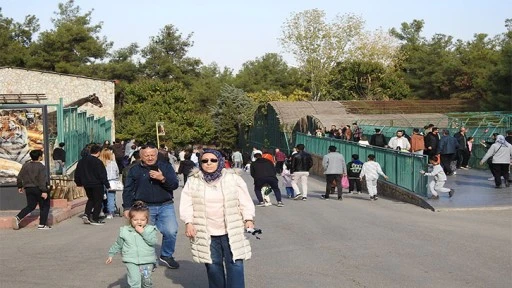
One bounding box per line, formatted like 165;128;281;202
13;149;51;230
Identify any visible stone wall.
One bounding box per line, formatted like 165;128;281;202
0;67;115;137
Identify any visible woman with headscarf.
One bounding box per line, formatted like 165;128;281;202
480;135;512;188
179;149;255;288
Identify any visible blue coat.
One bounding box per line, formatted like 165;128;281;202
437;136;459;155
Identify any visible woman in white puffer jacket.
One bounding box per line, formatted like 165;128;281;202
179;148;255;288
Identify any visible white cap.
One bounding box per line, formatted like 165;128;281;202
253;150;262;155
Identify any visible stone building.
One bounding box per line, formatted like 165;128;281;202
0;66;115;137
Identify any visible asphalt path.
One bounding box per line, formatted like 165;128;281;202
0;171;511;288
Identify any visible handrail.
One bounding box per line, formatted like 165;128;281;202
295;133;428;197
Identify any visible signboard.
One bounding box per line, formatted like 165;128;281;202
157;122;165;136
0;105;48;185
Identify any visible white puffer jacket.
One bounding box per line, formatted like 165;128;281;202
180;168;254;264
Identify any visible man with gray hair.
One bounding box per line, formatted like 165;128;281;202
321;146;347;200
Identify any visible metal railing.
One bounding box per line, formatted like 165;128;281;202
60;106;112;168
295;133;428;197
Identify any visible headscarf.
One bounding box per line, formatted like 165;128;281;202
495;135;510;147
200;149;225;183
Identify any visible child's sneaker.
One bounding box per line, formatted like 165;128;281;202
106;214;114;219
374;195;378;200
293;193;303;200
37;225;52;230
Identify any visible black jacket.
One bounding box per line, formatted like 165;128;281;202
177;160;195;176
52;147;66;161
424;132;440;152
17;161;48;191
290;151;313;173
122;161;179;208
454;132;468;150
74;155;110;189
250;158;277;179
370;133;387;147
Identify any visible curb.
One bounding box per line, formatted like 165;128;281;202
0;197;87;230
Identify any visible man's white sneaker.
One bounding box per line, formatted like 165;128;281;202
293;193;303;200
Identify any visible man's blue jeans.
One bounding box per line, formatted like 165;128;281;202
205;234;245;288
148;203;178;258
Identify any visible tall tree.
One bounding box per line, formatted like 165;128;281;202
0;9;39;67
116;79;215;146
280;9;364;100
482;19;512;110
234;53;303;95
28;0;112;74
211;85;256;148
140;24;202;84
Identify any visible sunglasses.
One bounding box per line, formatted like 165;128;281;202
201;158;218;164
140;144;156;149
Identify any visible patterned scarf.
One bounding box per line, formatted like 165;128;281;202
200;149;225;183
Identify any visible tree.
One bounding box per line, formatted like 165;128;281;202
140;24;201;83
0;9;40;67
28;0;112;74
482;19;512;110
280;9;364;100
234;53;303;95
188;63;234;109
211;85;256;148
116;79;215;146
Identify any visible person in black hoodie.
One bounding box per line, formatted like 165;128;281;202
13;149;51;230
75;144;110;225
347;154;364;194
250;151;283;207
177;152;195;185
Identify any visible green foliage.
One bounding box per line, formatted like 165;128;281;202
280;9;365;100
234;53;304;95
211;85;256;148
329;60;409;100
140;24;202;83
116;79;215;146
27;0;112;73
0;8;40;67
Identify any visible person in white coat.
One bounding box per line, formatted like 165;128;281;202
180;149;255;288
360;154;388;200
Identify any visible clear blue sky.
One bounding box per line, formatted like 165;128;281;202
2;0;510;71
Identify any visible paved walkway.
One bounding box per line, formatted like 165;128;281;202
1;166;510;229
0;170;511;288
423;167;512;210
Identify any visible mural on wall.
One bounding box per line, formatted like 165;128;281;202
0;108;45;184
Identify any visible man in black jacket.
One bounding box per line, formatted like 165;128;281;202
75;144;110;225
291;144;313;201
250;151;283;207
424;127;440;157
454;127;469;169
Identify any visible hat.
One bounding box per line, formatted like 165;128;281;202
375;128;381;132
253;150;262;155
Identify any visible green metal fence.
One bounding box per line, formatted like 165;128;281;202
59;107;112;167
295;133;429;197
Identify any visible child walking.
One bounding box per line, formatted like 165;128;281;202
347;154;364;194
360;154;388;200
281;158;295;198
106;201;158;288
420;156;455;199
